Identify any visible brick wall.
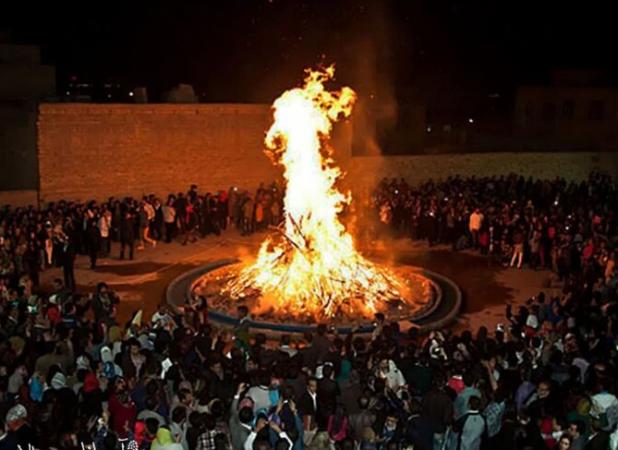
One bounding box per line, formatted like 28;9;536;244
37;103;617;203
0;190;38;207
37;103;284;202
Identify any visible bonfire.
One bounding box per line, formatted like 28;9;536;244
223;66;406;320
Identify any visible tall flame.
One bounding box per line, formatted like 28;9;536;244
226;66;403;320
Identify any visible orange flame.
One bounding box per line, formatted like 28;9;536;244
226;66;403;320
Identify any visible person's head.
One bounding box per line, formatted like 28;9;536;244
258;371;270;387
568;420;584;439
462;371;476;388
378;358;390;373
145;396;159;411
237;305;249;319
128;338;141;356
238;407;254;425
53;278;64;291
468;396;481;412
322;363;334;380
384;413;398;431
558;433;572;450
178;388;194;406
307;377;318;394
214;433;230;450
361;427;376;443
537;380;551;399
188;411;203;431
171;406;187;424
97;282;108;295
145;418;159;438
357;395;370;410
274;437;290;450
5;404;27;432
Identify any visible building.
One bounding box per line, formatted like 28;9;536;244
515;70;618;151
0;43;56;190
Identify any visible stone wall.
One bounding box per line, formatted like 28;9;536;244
38;103;283;202
344;152;618;187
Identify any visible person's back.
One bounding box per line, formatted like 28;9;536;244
121;214;135;241
455;397;486;450
454;373;481;419
421;385;453;433
349;397;375;441
246;384;271;412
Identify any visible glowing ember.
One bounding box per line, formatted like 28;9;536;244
224;66;407;320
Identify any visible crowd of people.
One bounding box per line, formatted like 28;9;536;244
371;172;616;276
0;171;616;450
0;183;283;293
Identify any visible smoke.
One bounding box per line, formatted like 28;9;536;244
326;1;407;203
330;2;404;246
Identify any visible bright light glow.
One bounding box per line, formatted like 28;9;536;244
224;66;405;320
468;117;474;124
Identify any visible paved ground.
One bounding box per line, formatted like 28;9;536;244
39;230;560;332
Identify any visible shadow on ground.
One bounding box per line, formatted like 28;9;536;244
77;263;201;321
92;261;169;276
396;249;513;315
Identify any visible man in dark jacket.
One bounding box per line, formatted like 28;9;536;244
297;377;319;432
421;375;453;449
120;210;135;260
85;218;101;269
317;363;340;425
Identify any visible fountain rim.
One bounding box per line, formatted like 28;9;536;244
166;258;462;335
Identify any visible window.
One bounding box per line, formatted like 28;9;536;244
562;100;575;119
588;100;605;120
542;102;556;121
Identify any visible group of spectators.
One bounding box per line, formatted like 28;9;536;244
0;183;283;293
371;172;616;276
0;171;616;450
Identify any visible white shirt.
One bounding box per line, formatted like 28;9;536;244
97;215;111;238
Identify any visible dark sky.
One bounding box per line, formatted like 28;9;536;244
3;0;618;103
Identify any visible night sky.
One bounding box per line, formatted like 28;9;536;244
3;0;618;103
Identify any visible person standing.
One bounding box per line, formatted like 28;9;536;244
120;210;135;260
98;209;112;257
510;227;525;269
162;197;177;243
469;208;484;249
85;218;101;269
153;198;164;242
242;196;254;236
453;396;488;450
61;233;76;292
138;202;156;249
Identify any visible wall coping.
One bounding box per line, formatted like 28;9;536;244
39;103;271;115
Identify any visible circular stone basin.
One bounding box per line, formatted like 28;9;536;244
192;261;439;326
165;258;461;335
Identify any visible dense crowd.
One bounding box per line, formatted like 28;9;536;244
0;183;283;292
371;172;616;275
0;172;616;450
